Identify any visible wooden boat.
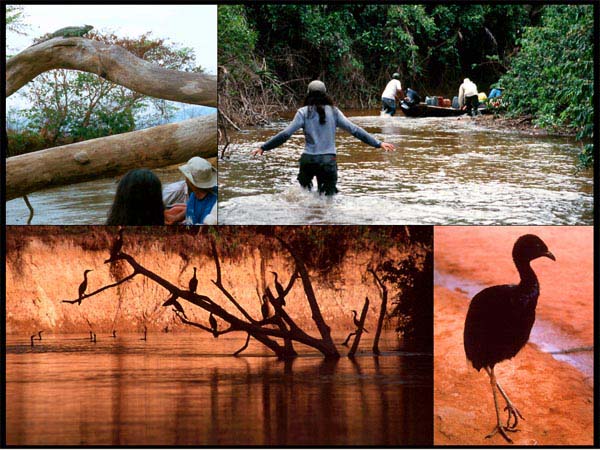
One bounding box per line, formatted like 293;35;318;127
399;101;466;118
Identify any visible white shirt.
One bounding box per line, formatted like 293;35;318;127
381;79;402;99
162;180;188;207
459;80;479;106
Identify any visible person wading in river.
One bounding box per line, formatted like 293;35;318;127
251;80;395;196
381;73;403;116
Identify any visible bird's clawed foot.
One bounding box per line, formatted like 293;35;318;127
486;424;519;443
504;402;524;429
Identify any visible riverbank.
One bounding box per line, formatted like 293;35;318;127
470;112;576;138
433;226;593;445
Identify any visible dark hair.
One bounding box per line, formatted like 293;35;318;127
107;168;165;225
303;91;334;125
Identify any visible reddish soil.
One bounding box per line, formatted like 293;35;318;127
434;226;594;445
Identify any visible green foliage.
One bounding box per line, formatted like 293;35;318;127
499;5;594;167
12;31;199;153
220;4;533;116
6;129;49;157
218;5;257;67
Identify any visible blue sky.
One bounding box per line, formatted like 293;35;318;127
6;5;217;112
7;5;217;73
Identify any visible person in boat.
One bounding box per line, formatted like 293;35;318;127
381;73;403;116
163;157;217;225
403;88;422;107
458;78;480;117
251;80;395;196
488;84;504;99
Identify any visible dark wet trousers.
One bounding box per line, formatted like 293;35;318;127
465;95;480;116
297;153;338;196
381;97;396;116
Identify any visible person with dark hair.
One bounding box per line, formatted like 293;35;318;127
106;168;165;225
251;80;395;196
381;72;403;116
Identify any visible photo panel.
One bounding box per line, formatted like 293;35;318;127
5;225;433;446
6;5;217;226
433;226;594;445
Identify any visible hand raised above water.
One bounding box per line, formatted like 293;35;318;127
380;142;395;151
251;148;264;157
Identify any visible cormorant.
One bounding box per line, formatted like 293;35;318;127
30;331;43;346
141;326;147;341
209;313;218;338
112;330;117;338
163;293;187;319
271;271;285;299
351;310;369;333
189;267;198;293
78;269;93;304
463;234;555;443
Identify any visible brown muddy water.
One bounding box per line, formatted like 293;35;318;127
5;166;184;225
219;111;593;225
5;332;432;446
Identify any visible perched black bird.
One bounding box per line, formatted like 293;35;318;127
163;293;187;319
189;267;198;293
463;234;555;443
351;310;369;333
78;269;93;304
105;228;124;262
30;331;43;346
271;271;285;298
209;313;218;338
112;330;117;338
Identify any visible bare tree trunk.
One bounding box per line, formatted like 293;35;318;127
348;297;370;358
6;37;216;106
275;236;339;358
369;268;388;355
6;114;216;200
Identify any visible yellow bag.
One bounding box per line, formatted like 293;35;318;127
478;92;488;102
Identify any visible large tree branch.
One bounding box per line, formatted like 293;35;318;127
6;37;216;106
274;236;339;357
6;113;216;200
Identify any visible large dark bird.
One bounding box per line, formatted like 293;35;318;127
189;267;198;293
463;234;555;443
78;269;93;304
271;271;286;306
208;313;219;338
105;228;124;262
163;293;187;319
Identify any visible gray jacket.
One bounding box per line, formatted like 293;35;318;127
261;105;382;154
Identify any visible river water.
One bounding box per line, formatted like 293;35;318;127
5;332;432;446
219;111;593;225
5;166;184;225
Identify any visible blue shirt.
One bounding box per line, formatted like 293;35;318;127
186;187;217;224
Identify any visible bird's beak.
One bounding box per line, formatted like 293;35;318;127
544;251;556;261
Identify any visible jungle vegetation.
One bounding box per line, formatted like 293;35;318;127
218;4;594;167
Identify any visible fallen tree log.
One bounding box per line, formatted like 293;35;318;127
6;37;217;106
6;113;216;201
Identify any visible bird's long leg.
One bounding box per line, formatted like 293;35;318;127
495;379;524;429
485;366;519;443
484;367;524;429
